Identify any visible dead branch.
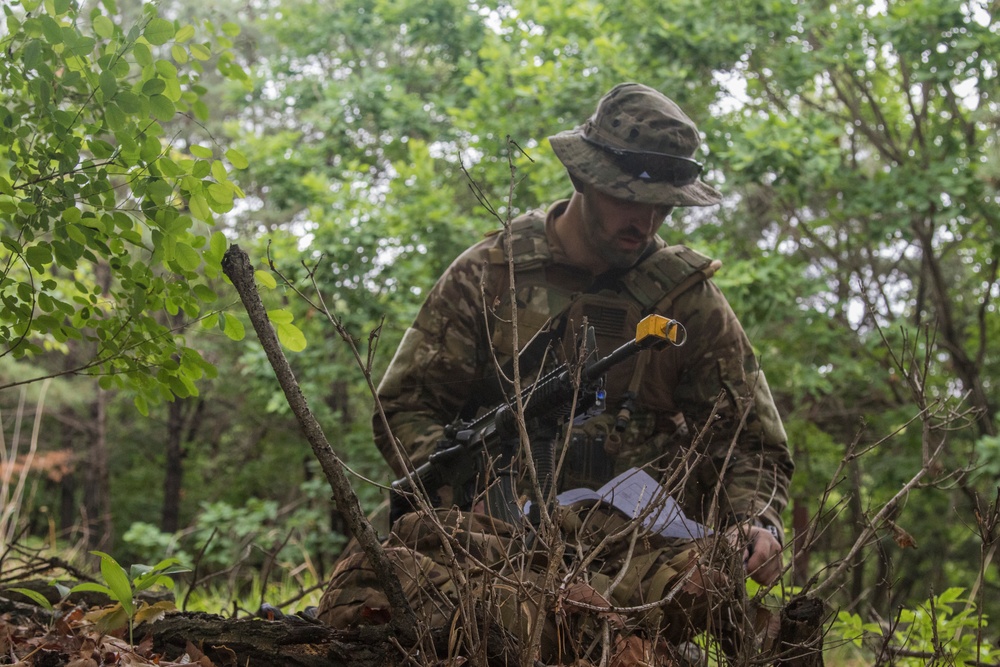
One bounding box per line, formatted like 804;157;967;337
221;244;417;642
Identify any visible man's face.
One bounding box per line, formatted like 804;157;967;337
579;186;670;271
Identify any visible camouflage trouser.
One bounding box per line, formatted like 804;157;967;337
562;502;748;655
318;506;746;663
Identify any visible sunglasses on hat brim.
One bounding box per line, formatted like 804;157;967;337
582;135;704;187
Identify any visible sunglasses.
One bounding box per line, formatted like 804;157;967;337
582;135;704;186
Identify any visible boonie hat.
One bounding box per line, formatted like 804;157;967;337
548;83;722;207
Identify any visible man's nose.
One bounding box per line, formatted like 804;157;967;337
624;205;656;227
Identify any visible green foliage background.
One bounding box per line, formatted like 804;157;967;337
1;0;997;650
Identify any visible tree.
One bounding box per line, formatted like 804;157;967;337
697;0;998;617
1;0;249;410
1;0;250;548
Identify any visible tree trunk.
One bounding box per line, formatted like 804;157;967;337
59;471;77;541
162;397;206;534
84;387;112;551
162;400;185;534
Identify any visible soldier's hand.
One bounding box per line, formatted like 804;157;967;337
743;525;783;585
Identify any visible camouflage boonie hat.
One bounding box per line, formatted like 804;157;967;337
549;83;722;207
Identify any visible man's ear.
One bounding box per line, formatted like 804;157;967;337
656;205;675;219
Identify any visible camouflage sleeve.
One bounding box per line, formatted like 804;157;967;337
669;280;794;537
373;241;494;477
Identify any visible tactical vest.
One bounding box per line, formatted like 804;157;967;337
485;210;720;385
484;210;721;487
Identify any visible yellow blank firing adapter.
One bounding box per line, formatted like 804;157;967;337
635;314;687;347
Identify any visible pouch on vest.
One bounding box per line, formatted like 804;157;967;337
561;293;643;405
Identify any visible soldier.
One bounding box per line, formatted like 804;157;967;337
323;82;794;660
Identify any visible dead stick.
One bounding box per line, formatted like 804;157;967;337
221;244;417;641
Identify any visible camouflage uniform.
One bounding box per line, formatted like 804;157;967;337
374;201;793;535
323;83;794;656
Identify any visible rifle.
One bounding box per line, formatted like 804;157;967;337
388;314;687;525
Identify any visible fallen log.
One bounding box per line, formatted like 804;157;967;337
146;612;393;667
146;606;522;667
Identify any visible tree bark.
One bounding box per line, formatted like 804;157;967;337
162;399;185;534
162;397;205;533
772;596;827;667
147;613;391;667
60;470;77;540
84;386;112;551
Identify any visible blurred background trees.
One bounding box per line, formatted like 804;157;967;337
2;0;996;635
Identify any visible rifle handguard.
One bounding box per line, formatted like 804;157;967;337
386;314;687;525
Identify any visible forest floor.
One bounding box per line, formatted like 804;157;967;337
1;604;203;667
0;599;373;667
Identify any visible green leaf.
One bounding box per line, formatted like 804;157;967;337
66;224;87;245
133;41;152;67
188;192;211;221
92;15;115;39
92;551;134;616
40;16;62;44
133;558;189;592
63;207;82;223
210;160;228;183
193;284;216;301
209;231;227;259
170;44;188;64
149;94;176;122
2;236;23;253
104;101;125;130
226;148;249;170
189;43;211;60
221;312;245;341
174;242;200;271
276;322;307;352
255;270;277;289
189;145;213;159
144;18;175;46
25;244;53;270
116;90;144;113
267;309;294;325
69;582;114;597
192;100;209;121
207;182;232;206
155;59;178;79
174;24;196;43
8;588;54;611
